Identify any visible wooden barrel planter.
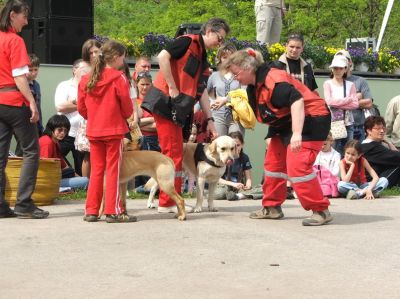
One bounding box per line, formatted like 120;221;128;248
5;157;61;206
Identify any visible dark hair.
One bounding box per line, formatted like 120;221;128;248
228;131;244;147
121;60;132;84
0;0;30;32
81;39;102;63
344;139;362;155
201;17;230;35
286;33;304;44
364;115;386;133
28;53;40;67
43;114;71;137
86;40;127;92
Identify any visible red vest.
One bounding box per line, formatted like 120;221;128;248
153;34;206;98
255;68;328;125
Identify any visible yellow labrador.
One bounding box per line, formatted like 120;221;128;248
146;135;236;213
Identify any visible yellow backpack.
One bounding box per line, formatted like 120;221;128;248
226;89;257;130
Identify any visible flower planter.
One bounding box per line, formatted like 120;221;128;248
355;62;369;72
5;158;61;206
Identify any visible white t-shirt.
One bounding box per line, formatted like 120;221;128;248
54;78;83;138
314;148;341;177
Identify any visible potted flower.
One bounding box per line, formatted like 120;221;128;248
376;49;400;74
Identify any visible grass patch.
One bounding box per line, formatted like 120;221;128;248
57;190;195;200
380;186;400;197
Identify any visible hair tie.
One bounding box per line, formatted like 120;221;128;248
247;49;256;58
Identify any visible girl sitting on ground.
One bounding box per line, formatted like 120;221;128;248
338;139;388;199
214;131;253;201
39;114;89;190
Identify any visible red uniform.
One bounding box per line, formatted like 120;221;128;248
0;28;30;106
142;34;209;207
250;66;331;212
78;68;133;216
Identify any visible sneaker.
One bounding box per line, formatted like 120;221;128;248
15;207;49;219
302;209;333;226
346;190;359;200
83;214;98;222
105;214;137;223
249;206;284;219
286;187;295;200
157;205;194;214
0;208;16;218
226;191;239;201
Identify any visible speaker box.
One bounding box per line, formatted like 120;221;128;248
175;23;202;38
20;0;93;64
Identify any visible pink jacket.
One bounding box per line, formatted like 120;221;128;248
323;80;359;110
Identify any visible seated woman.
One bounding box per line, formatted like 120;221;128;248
214;131;253;201
39;114;89;190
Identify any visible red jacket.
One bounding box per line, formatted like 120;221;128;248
39;135;68;169
78;68;133;138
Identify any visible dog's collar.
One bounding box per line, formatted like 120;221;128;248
194;143;224;168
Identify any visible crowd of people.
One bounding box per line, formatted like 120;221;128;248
1;0;399;226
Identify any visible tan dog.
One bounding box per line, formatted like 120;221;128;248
146;135;236;213
99;149;186;221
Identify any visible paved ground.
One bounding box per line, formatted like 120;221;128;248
1;196;399;299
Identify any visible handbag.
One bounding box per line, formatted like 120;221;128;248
75;119;90;152
330;81;348;140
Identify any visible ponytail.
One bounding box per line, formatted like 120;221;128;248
86;54;105;92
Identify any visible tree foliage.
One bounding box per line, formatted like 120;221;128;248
93;0;400;49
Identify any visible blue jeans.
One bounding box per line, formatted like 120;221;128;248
333;125;354;157
353;124;365;142
338;177;389;197
60;177;89;190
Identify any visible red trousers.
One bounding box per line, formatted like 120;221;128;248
262;137;330;211
85;138;124;215
153;114;182;207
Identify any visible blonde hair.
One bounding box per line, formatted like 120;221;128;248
221;48;264;73
86;40;127;92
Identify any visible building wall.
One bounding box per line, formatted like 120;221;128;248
34;65;400;184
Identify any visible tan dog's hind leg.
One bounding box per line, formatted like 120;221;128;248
156;176;186;221
120;182;128;213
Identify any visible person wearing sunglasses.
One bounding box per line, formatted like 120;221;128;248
39;114;89;191
142;17;230;214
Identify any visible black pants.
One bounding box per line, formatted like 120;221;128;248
0;104;39;213
59;135;84;176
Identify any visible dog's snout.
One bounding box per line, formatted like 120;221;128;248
225;158;234;166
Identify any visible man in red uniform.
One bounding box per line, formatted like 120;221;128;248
223;48;332;226
142;18;230;213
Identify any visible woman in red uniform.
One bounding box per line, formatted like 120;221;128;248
142;18;230;213
0;0;49;219
78;40;135;223
223;49;332;226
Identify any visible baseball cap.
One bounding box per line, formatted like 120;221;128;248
335;49;352;61
329;55;348;68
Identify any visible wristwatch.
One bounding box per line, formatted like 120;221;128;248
206;117;215;122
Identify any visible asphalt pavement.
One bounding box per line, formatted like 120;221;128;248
1;196;399;299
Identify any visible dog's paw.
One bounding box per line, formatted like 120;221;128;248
208;206;218;212
193;206;202;213
175;213;187;221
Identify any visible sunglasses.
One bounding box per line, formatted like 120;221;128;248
214;31;225;43
136;71;152;80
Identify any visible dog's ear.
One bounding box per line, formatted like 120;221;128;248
208;140;217;155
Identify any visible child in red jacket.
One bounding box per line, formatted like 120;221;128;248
78;40;136;223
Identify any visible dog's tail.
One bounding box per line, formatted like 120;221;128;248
144;177;158;191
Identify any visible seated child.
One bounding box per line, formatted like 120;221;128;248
338;139;388;199
214;131;252;201
39;115;89;190
313;132;341;197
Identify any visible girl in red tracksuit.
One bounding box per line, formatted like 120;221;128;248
78;40;136;223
